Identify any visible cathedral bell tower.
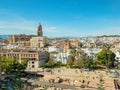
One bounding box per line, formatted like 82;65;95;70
37;23;43;37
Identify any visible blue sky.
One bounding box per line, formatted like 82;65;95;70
0;0;120;37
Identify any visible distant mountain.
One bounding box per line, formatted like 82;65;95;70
0;34;120;40
97;35;120;37
0;35;10;40
57;36;95;39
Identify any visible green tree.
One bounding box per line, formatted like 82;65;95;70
83;57;91;69
43;59;62;68
69;48;86;68
20;60;28;71
78;42;83;48
1;56;28;90
97;45;115;69
73;56;84;68
67;59;74;68
83;56;96;70
70;49;77;59
1;56;28;74
1;57;19;73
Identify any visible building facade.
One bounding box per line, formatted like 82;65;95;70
9;24;45;48
30;36;48;48
9;34;33;47
48;46;63;53
63;40;71;52
0;49;49;69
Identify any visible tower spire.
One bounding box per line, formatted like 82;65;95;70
39;22;41;26
37;23;43;37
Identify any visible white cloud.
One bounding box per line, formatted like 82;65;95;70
1;9;120;37
0;9;40;34
0;20;38;34
0;9;60;36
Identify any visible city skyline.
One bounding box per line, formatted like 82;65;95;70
0;0;120;37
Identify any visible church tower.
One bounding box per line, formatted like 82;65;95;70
37;23;43;37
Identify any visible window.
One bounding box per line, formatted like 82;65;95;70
116;57;119;59
32;65;34;68
32;61;34;64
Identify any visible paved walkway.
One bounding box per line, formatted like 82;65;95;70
28;79;75;89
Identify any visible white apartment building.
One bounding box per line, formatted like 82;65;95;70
48;46;63;53
3;44;19;49
82;48;101;58
53;50;70;64
115;51;120;62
